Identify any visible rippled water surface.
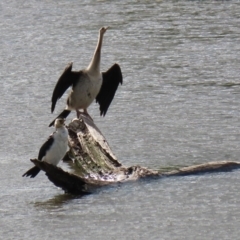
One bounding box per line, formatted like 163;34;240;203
1;1;240;239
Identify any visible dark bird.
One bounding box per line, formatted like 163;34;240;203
49;26;123;127
23;118;68;178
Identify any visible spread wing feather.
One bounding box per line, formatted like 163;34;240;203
51;62;82;113
96;63;123;116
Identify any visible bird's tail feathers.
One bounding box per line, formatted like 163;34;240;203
49;109;71;127
22;166;40;178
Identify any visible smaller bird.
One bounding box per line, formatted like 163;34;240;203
23;118;68;178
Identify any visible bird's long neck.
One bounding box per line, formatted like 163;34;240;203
86;31;104;74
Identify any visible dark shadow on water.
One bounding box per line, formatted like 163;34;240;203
34;192;90;209
33;183;122;209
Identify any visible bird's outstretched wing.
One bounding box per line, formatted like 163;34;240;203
51;62;82;113
96;63;123;116
38;135;54;160
49;110;71;127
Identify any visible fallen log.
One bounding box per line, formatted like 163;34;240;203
30;114;240;194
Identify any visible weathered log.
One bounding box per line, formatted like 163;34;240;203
30;114;240;194
161;161;240;177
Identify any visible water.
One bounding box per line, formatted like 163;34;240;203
1;1;240;239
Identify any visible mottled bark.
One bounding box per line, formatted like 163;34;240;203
30;114;240;194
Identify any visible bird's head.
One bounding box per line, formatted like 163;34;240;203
54;118;66;128
99;26;109;35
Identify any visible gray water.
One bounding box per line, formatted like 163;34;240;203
1;1;240;239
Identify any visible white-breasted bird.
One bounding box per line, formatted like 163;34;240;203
49;26;123;127
23;118;68;178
